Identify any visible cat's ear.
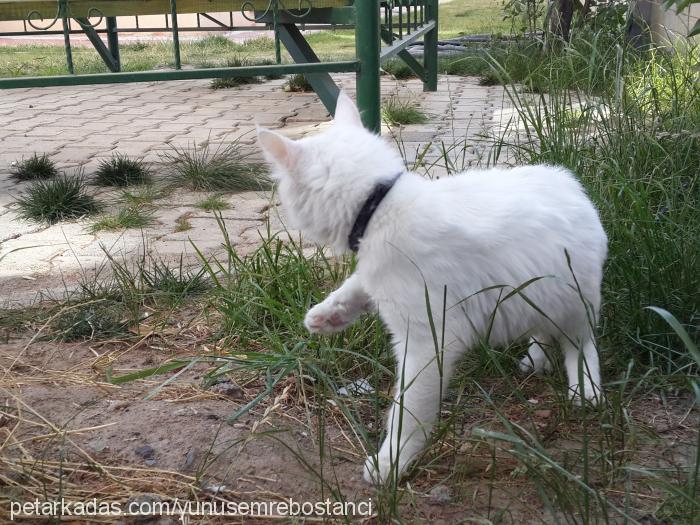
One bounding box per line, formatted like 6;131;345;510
257;127;300;172
334;91;363;128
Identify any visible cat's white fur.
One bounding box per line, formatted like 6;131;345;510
258;92;608;484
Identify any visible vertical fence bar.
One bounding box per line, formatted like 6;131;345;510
424;0;438;91
273;1;282;64
388;1;393;43
355;0;381;133
170;0;181;69
59;0;74;74
106;16;120;72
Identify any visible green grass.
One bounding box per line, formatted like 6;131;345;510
10;153;59;181
382;96;428;126
486;39;700;377
93;154;153;187
160;140;270;192
14;173;101;224
439;0;510;38
89;205;155;232
195;194;230;212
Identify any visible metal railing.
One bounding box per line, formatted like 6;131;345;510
0;1;439;132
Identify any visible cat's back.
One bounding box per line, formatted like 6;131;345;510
386;164;605;253
434;164;585;203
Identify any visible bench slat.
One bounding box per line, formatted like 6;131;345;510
0;0;354;21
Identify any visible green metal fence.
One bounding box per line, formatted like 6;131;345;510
0;1;438;132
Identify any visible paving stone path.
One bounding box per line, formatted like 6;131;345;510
0;73;514;306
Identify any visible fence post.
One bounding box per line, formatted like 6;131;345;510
59;0;74;74
170;0;181;70
106;17;121;72
424;0;438;91
355;0;381;133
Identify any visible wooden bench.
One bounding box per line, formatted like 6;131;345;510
0;1;438;132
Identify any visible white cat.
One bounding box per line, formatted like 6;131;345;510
257;92;608;484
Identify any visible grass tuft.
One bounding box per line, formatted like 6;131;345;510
119;185;166;207
15;173;101;224
383;59;417;79
89;206;155;232
174;214;193;232
195;194;230;212
160;139;270;192
142;257;209;305
382;96;428;126
93;154;153;187
283;74;313;92
10;153;59;181
209;57;262;89
51;301;129;341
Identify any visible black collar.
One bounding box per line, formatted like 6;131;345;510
348;173;402;252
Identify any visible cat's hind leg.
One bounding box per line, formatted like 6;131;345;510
304;273;373;334
519;334;554;374
561;331;603;405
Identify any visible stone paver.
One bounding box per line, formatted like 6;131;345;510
0;74;514;306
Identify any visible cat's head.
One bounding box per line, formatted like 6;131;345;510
257;92;404;252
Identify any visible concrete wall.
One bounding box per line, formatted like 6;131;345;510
636;0;700;42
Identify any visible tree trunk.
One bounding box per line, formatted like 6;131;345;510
549;0;576;41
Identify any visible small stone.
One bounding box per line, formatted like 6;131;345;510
135;444;156;460
535;409;552;418
87;438;108;453
182;447;201;472
144;458;157;467
209;381;244;399
428;484;453;504
204;483;226;495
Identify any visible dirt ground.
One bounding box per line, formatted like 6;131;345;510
1;303;697;524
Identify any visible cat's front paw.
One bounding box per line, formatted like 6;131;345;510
304;301;354;335
363;455;392;484
363;452;412;484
